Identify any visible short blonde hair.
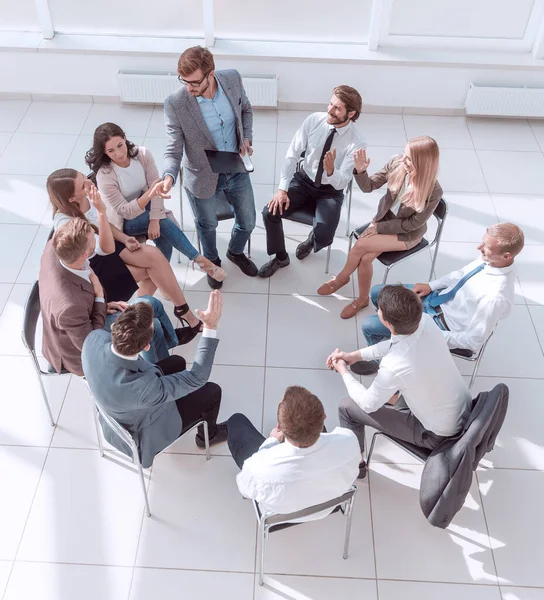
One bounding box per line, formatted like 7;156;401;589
52;218;94;264
487;223;525;256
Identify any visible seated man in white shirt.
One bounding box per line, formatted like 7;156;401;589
258;86;366;278
328;284;472;478
227;386;361;519
352;222;525;375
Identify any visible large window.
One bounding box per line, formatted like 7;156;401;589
0;0;41;32
215;0;373;43
389;0;536;39
47;0;203;37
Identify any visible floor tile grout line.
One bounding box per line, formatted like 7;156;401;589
526;304;544;361
473;470;501;588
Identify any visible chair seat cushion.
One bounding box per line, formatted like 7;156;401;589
352;222;429;266
216;193;235;221
286;205;314;226
450;347;474;359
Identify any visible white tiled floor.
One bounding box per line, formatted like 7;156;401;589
1;101;543;600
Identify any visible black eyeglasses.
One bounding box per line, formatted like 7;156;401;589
178;72;210;87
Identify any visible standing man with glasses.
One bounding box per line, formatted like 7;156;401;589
162;46;257;289
258;86;366;278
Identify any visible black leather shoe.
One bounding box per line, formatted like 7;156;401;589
257;255;290;278
226;250;258;277
196;421;228;448
350;360;379;375
296;232;315;260
358;460;368;479
207;257;223;289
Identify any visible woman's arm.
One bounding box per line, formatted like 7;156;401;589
96;168;150;219
88;185;115;254
140;148;167;221
354;156;398;193
375;181;443;235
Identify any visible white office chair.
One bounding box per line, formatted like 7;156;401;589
253;485;358;586
84;381;210;517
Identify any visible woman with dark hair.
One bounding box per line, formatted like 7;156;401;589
86;122;225;284
47;168;203;343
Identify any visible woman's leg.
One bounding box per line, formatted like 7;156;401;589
119;245;200;328
124;264;158;297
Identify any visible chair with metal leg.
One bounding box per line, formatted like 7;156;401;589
21;280;69;427
349;197;448;283
253;484;358;586
84;380;210;517
450;331;494;391
177;168;251;263
285;179;354;274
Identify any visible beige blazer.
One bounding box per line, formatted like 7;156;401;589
39;241;107;376
354;157;443;242
96;146;168;232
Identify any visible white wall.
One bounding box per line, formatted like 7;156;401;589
1;49;543;111
0;0;543;111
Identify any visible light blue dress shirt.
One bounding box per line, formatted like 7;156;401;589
197;79;238;152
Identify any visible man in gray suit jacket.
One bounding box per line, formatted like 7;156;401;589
162;46;257;290
82;290;227;469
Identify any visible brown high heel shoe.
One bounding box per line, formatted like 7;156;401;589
317;275;350;296
192;255;227;282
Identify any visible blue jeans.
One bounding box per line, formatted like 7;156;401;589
104;296;177;363
362;284;446;347
186;173;256;261
123;205;199;263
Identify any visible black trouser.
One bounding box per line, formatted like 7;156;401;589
156;355;222;439
262;170;344;256
227;413;266;468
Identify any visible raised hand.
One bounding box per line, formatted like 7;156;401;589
88;183;107;215
354;148;370;174
194;290;223;330
323;147;336;177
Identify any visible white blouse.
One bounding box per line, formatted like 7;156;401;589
53;205;107;258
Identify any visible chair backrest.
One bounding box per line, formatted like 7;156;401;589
83;380;136;451
21;281;41;355
258;485;357;526
429;198;448;246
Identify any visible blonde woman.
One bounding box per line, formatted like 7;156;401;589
317;136;442;319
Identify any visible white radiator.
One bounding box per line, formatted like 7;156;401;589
118;70;278;107
465;83;544;118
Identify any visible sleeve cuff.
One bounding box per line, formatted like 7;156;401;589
202;328;217;339
95;298;105;304
259;437;281;451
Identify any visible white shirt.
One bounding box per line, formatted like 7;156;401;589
279;112;366;192
429;257;515;353
113;158;147;202
53;206;107;258
59;259;104;303
236;427;360;520
342;314;471;437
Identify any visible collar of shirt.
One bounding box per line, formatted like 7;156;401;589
196;78;222;104
483;262;515;276
59;259;91;282
110;344;139;361
327;119;352;137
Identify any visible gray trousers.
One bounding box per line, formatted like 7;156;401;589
338;396;447;455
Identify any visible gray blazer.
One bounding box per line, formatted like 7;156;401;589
82;329;219;468
420;383;509;528
163;69;254;199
